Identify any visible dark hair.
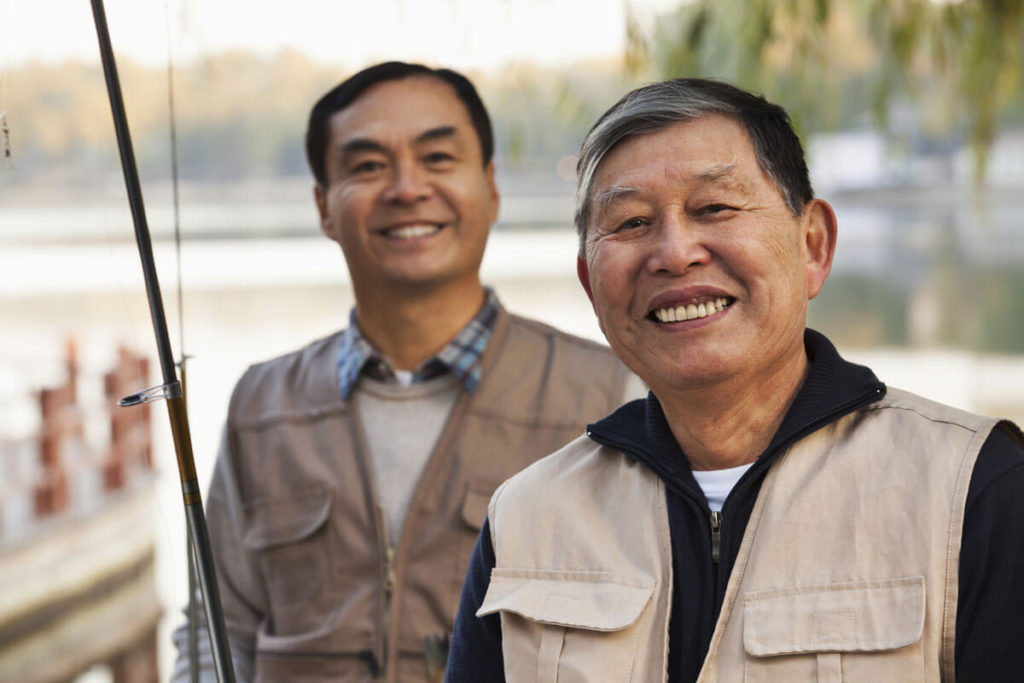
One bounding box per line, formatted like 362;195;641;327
305;61;494;187
575;78;813;254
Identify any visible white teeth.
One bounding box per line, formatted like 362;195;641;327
653;297;731;323
387;224;441;239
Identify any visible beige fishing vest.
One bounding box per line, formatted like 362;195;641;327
481;388;999;682
207;308;630;682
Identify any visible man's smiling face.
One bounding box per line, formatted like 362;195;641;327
315;75;498;296
577;114;834;395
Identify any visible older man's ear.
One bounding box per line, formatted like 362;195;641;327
577;255;595;305
803;199;838;300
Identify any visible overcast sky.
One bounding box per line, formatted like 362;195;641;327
3;0;679;71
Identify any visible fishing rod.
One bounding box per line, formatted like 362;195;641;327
88;1;235;681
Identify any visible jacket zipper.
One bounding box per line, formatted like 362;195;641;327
710;510;722;563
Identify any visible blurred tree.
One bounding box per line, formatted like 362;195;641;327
627;0;1024;181
1;52;636;190
0;51;342;187
476;61;635;171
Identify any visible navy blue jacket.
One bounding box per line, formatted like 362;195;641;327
446;330;1024;682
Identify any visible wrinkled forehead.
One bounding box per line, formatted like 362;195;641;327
586;116;759;197
592;160;747;207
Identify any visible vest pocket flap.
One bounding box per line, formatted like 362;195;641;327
243;486;332;550
477;568;654;631
743;576;925;656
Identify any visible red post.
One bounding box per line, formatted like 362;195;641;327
33;341;79;517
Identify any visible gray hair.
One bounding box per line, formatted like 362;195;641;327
574;78;814;255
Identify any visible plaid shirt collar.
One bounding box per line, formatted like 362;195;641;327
337;288;500;399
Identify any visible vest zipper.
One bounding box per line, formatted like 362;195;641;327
385;546;396;597
710;510;722;563
376;505;394;680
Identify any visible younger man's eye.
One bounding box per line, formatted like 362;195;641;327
425;152;454;164
352;160;384;174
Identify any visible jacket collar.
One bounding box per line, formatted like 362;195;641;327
586;329;886;498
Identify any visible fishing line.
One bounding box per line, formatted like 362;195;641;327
166;1;185;366
164;1;201;679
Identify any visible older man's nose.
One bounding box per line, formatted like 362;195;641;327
646;214;712;274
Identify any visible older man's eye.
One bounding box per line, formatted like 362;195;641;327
618;217;645;230
699;204;736;215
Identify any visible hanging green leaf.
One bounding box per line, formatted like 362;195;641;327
628;0;1024;184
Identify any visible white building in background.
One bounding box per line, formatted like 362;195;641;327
808;130;890;194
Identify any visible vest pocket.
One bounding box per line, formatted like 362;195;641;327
253;619;378;682
459;483;492;531
242;486;333;607
741;576;926;682
478;568;654;683
455;482;500;607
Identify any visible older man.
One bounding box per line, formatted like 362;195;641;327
171;62;638;682
446;78;1024;682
